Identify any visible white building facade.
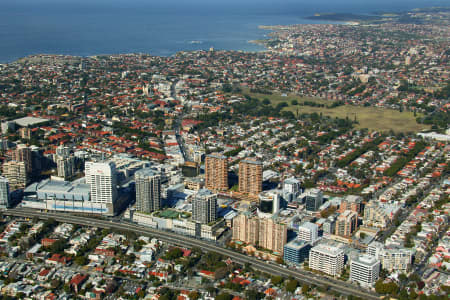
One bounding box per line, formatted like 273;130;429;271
350;255;380;287
309;244;344;276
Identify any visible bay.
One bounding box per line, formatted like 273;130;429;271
0;0;447;63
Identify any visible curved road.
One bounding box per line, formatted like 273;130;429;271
3;208;380;299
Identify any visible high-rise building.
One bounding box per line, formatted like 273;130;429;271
19;127;32;140
283;177;302;202
232;214;287;255
339;195;362;214
0;177;11;208
298;222;319;244
259;191;280;215
57;156;76;180
304;189;323;211
12;144;32;173
309;243;344;276
364;201;390;229
85;161;118;206
283;239;311;265
350;255;380;287
56;145;71;158
259;217;287;255
238;158;262;195
135;168;161;213
192;189;217;224
323;216;336;234
2;161;28;189
232;213;259;245
335;210;358;237
205;154;228;191
367;241;384;259
30;146;44;177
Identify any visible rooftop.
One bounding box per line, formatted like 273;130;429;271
241;158;262;165
284;239;310;250
13;116;49;127
353;254;379;266
299;221;318;231
312;243;344;256
25;179;90;196
196;188;215;197
135;168;160;178
206;153;226;160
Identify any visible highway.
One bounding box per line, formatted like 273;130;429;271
3;208;380;299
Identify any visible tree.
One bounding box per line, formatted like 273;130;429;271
398;273;408;286
291;99;298;106
205;286;216;296
214;267;229;280
301;284;310;294
48;239;67;253
19;223;28;233
285;279;299;293
222;83;232;93
245;289;264;300
51;279;61;289
271;275;283;286
375;279;399;295
216;293;233;300
188;291;200;300
137;289;146;298
75;256;88;266
165;247;183;260
398;288;409;300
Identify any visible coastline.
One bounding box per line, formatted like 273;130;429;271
1;6;448;64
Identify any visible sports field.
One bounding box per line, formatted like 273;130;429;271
159;210;180;219
240;90;429;133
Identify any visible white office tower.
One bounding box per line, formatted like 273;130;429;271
309;243;344;276
85;161;118;206
135;168;161;213
298;222;319;244
0;177;10;209
192;189;217;224
283;177;301;201
350;255;380;287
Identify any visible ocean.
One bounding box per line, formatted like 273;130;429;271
0;0;448;63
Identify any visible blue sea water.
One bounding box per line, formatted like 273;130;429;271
0;0;448;63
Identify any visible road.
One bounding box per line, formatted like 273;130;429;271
376;180;441;243
3;208;380;300
170;80;188;162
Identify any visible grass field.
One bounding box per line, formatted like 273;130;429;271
239;90;430;133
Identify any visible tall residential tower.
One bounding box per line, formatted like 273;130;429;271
135;168;161;213
205;154;228;191
192;189;217;224
238;158;262;196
